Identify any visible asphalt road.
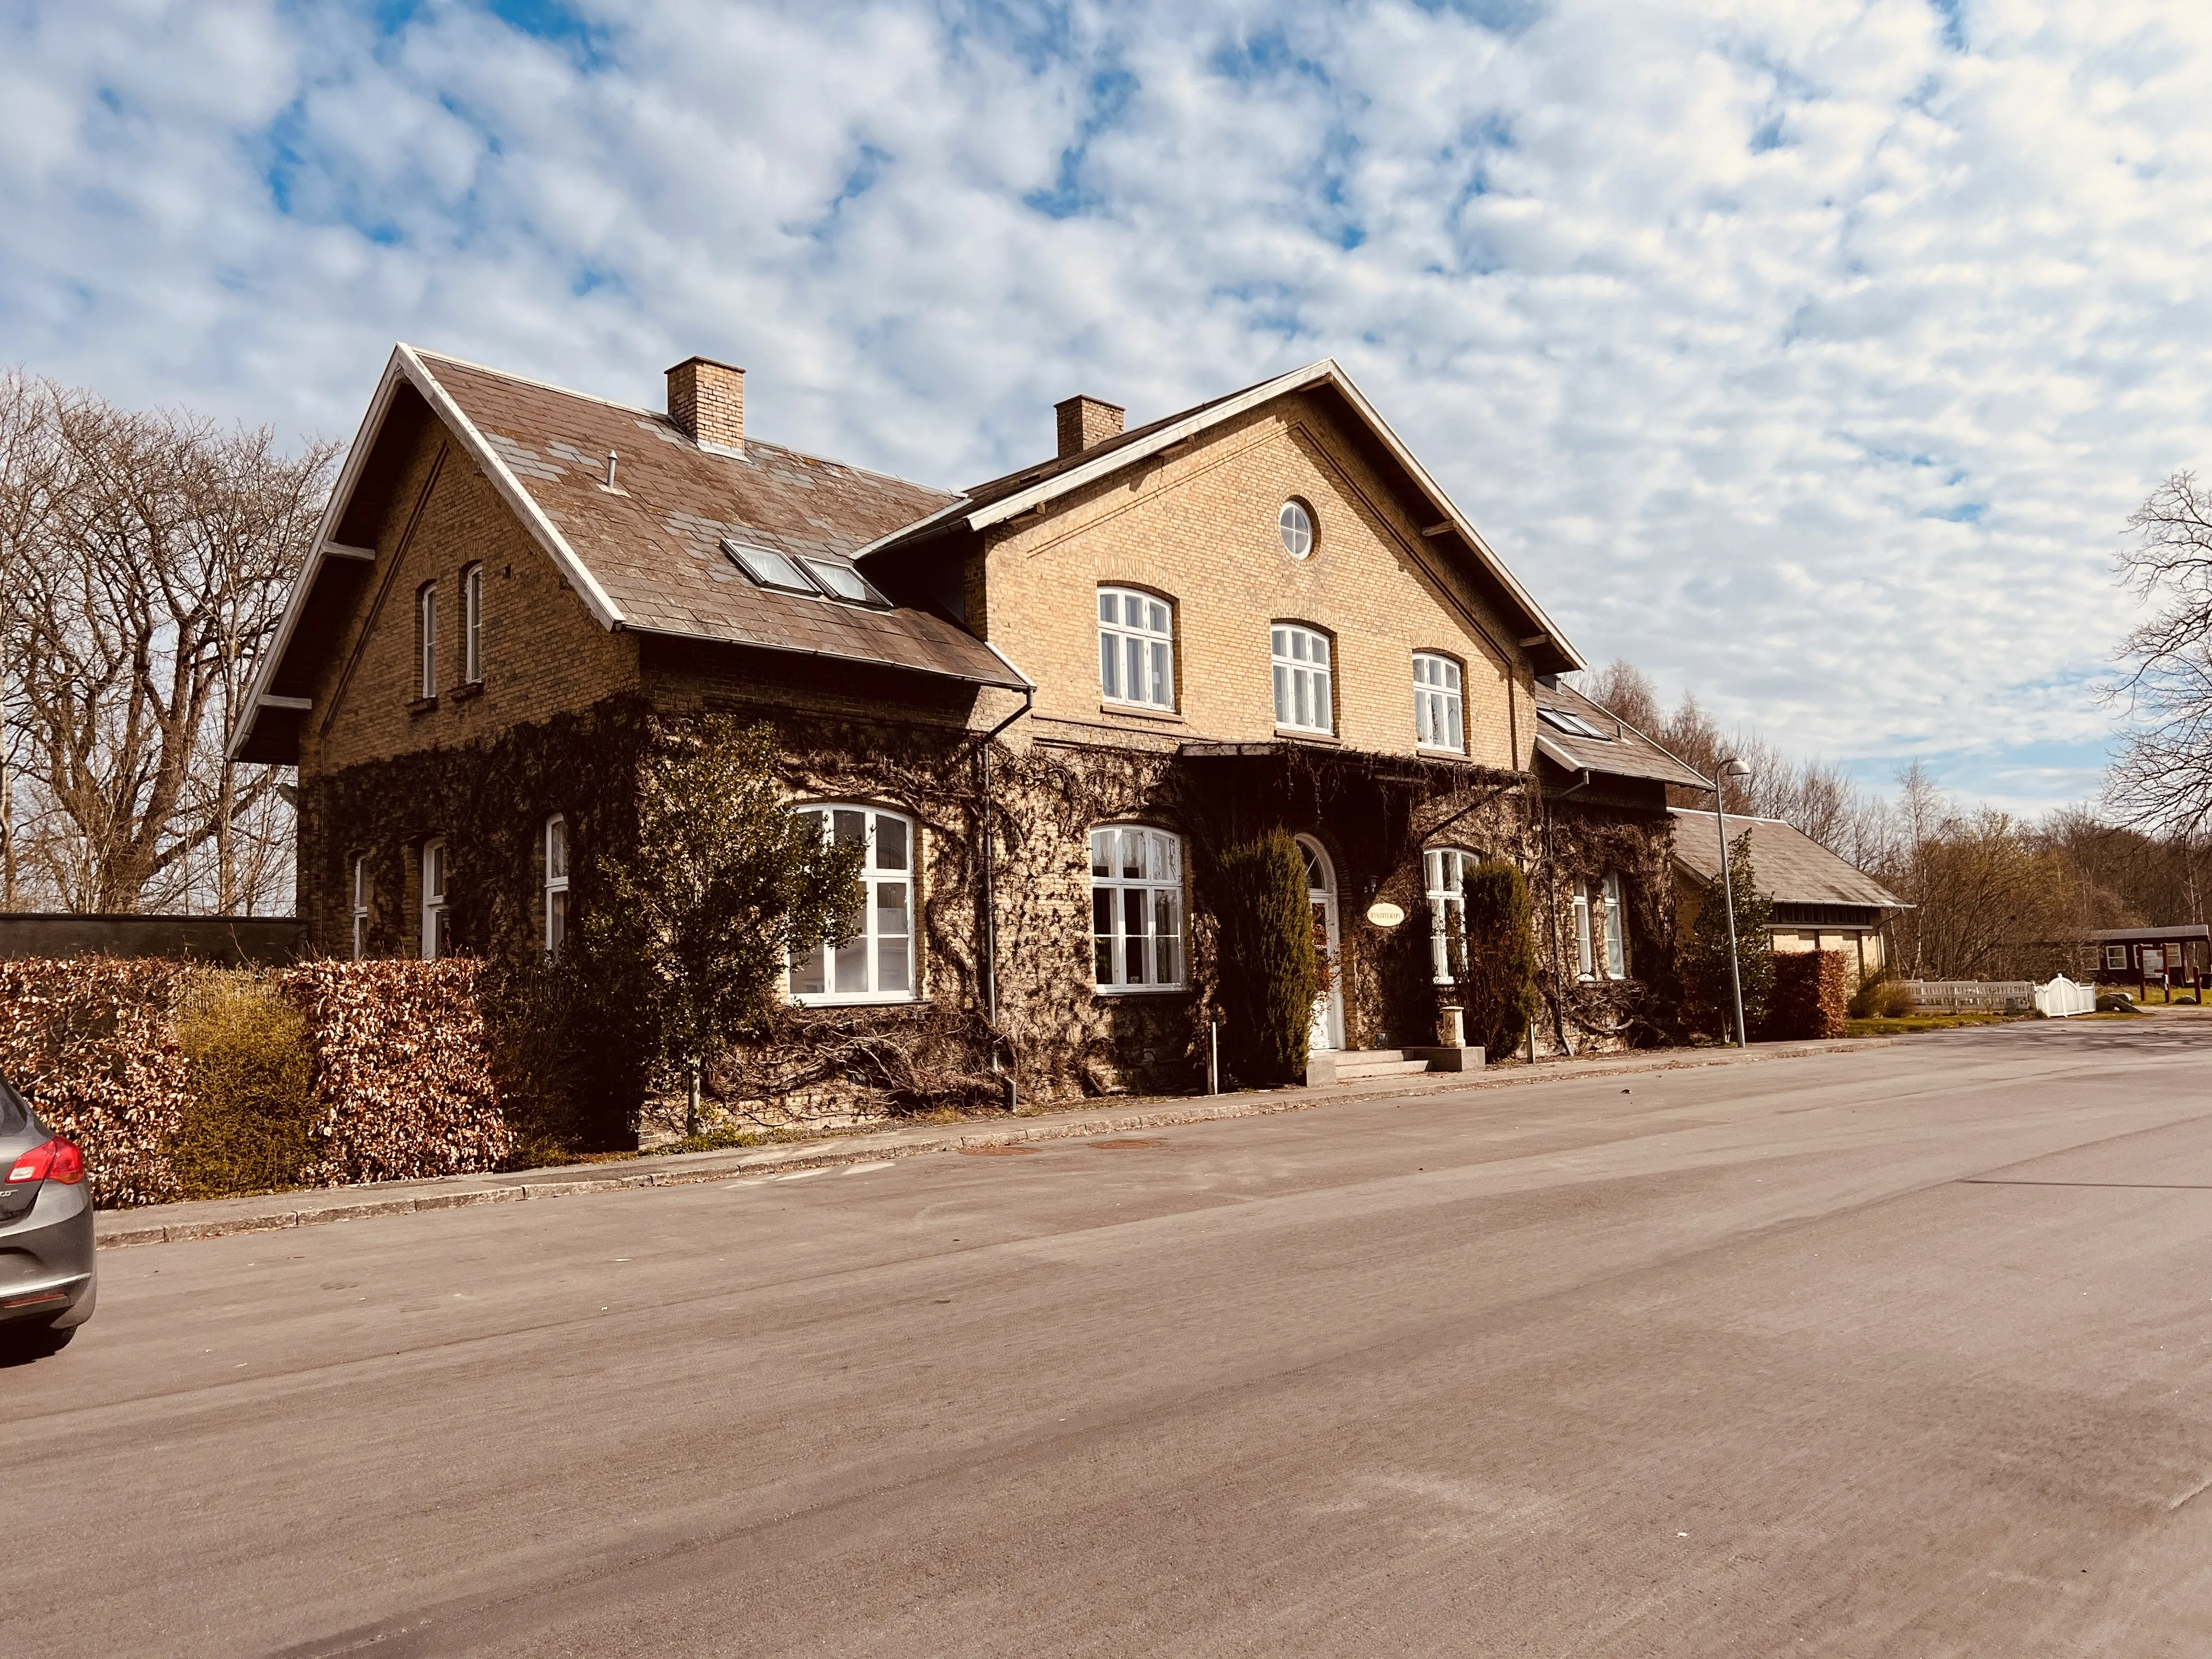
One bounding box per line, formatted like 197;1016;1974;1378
16;1019;2212;1656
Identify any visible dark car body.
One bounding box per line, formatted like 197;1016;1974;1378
0;1072;95;1357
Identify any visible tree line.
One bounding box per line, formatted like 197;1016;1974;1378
0;369;334;915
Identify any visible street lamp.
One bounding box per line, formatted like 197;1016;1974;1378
1711;757;1752;1048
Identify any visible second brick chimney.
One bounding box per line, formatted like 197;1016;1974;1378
1055;394;1125;459
666;356;745;456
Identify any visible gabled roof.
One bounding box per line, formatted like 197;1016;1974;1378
2090;925;2211;944
857;359;1585;676
1671;810;1907;912
1532;678;1711;791
232;346;1026;761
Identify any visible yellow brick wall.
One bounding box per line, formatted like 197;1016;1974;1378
299;420;639;778
980;391;1539;770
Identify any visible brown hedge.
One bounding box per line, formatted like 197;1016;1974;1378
1768;950;1849;1040
0;957;193;1208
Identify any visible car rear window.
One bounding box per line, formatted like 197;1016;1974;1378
0;1073;28;1137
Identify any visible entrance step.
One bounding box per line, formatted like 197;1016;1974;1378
1304;1046;1485;1086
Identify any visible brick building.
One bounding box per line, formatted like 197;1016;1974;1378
233;346;1702;1123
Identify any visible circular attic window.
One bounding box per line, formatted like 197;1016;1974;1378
1279;499;1315;559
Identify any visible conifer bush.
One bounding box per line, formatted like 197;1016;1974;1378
1210;828;1320;1087
1459;860;1538;1058
1679;831;1776;1040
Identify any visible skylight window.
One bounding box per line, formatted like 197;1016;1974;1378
798;556;889;607
723;540;818;593
1538;707;1613;741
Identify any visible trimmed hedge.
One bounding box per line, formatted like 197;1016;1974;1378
0;955;512;1206
1769;950;1849;1040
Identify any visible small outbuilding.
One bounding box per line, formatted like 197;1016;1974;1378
1670;810;1907;986
2089;925;2208;994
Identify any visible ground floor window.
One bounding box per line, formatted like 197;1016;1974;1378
1092;825;1184;990
421;839;448;961
544;815;569;957
1572;873;1629;980
351;855;369;960
791;805;915;1002
1603;872;1628;978
1425;847;1479;982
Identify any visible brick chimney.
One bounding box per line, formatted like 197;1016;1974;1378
1055;394;1125;459
666;356;745;456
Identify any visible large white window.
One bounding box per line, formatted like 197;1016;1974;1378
1272;624;1334;735
1425;848;1479;983
462;564;484;684
1414;653;1464;751
1091;826;1184;991
417;582;438;699
1602;872;1628;978
544;815;569;956
1099;588;1174;710
351;856;369;961
421;839;448;961
791;806;914;1002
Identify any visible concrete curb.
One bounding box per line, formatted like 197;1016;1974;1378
93;1036;1894;1250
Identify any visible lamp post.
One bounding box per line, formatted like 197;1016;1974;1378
1711;758;1752;1048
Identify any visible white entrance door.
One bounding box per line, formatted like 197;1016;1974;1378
1297;835;1344;1053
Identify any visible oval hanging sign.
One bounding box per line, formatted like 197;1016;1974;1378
1364;901;1407;928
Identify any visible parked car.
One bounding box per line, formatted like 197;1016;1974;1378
0;1071;94;1361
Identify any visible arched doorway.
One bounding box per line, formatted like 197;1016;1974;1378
1296;834;1344;1053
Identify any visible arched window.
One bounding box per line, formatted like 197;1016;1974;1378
544;815;569;956
1425;848;1479;983
462;563;484;684
1091;825;1184;990
790;805;915;1002
1098;587;1175;710
416;582;438;699
420;838;448;961
1272;624;1334;735
1413;652;1464;752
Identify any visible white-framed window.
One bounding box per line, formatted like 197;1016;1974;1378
1279;498;1316;558
1091;825;1184;991
1272;623;1334;735
1098;587;1175;710
544;815;569;956
421;838;448;961
1602;872;1628;978
2104;944;2128;970
417;582;437;699
1572;879;1595;979
1425;847;1479;983
790;806;914;1002
462;564;483;684
351;855;369;961
1414;653;1464;751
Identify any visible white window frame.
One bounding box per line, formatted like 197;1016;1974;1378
1091;825;1186;992
1425;847;1478;984
1271;623;1334;735
1279;498;1315;558
1602;872;1628;979
1098;586;1175;710
1572;879;1595;979
462;563;484;684
420;838;448;961
2104;944;2129;971
351;855;369;961
1414;652;1464;752
417;582;438;699
789;805;916;1004
544;815;569;957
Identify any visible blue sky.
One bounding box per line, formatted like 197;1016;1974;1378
5;0;2209;816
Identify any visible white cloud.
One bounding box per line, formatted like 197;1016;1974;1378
5;0;2210;810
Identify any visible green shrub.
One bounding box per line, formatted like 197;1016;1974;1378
1846;967;1914;1020
1211;828;1321;1087
1679;831;1775;1040
171;973;321;1200
1460;860;1538;1058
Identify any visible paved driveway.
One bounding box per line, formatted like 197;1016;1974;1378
14;1019;2212;1656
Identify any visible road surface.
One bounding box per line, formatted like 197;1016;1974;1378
15;1019;2212;1656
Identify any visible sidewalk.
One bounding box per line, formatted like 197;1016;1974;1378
94;1036;1892;1249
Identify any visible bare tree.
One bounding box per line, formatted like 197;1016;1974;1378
2106;470;2212;837
1;371;334;913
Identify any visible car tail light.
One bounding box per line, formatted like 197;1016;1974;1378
5;1138;85;1186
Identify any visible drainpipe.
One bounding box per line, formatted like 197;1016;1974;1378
974;647;1036;1098
1542;767;1594;1058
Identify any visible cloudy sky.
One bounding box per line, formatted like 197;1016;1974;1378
4;0;2205;813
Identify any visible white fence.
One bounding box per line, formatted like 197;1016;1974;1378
2034;975;2098;1018
1903;979;2036;1013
